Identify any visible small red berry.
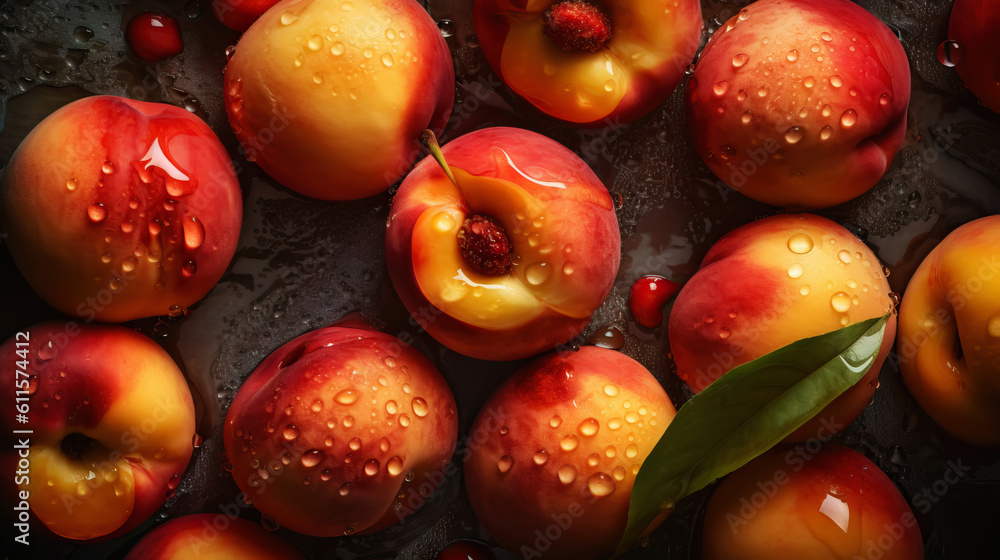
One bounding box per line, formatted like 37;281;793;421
126;13;184;62
542;1;613;53
629;275;682;328
435;540;497;560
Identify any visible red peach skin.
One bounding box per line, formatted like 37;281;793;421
124;514;305;559
949;0;1000;114
668;214;897;442
703;445;923;560
224;325;458;536
685;0;910;208
0;96;242;322
897;215;1000;445
0;323;195;541
465;346;676;560
224;0;454;200
385;127;621;361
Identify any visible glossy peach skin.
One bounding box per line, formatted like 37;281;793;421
685;0;910;209
224;0;454;200
385;127;621;361
703;444;923;560
211;0;281;31
464;346;677;560
668;214;896;442
949;0;1000;113
124;514;305;559
0;323;196;541
897;215;1000;446
224;325;458;537
474;0;703;125
0;96;243;323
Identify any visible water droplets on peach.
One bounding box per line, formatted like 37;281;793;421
301;449;323;468
713;81;730;96
533;450;549;465
578;418;599;437
587;472;616;497
788;263;804;279
87;203;106;223
279;10;297;25
987;315;1000;338
282;425;299;441
604;384;619;397
557;464;577;484
335;388;358;405
549;415;562;428
560;434;579;451
411;397;428;417
387;456;404;476
732;53;749;68
820;126;833;141
787;233;814;254
787;50;799;62
349;437;362;451
784;127;804;144
363;458;380;476
840;109;857;128
831;292;852;313
497;455;514;473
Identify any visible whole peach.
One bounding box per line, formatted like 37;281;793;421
124;514;305;559
685;0;910;208
385;127;620;361
668;214;896;441
0;95;243;322
948;0;1000;113
224;0;454;200
223;325;458;536
897;215;1000;446
464;346;676;560
474;0;703;125
703;444;923;560
0;322;196;541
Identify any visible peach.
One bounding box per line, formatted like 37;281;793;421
474;0;703;125
685;0;910;208
668;214;896;441
897;215;1000;446
948;0;1000;113
212;0;282;32
223;324;458;537
223;0;454;200
0;95;243;323
464;346;676;560
1;322;196;541
703;444;923;560
123;514;305;559
385;127;620;361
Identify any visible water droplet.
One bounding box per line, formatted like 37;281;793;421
988;316;1000;338
386;456;404;476
339;483;351;496
732;53;749;68
331;42;345;56
363;48;373;59
181;259;197;277
498;455;514;473
87;203;107;223
557;464;577;484
603;79;615;92
831;292;851;313
524;262;551;285
549;415;562;428
335;389;359;405
829;75;843;88
820;125;833;140
301;449;323;468
399;414;410;427
784;126;804;144
578;418;599;437
741;111;753;125
625;444;639;458
788;263;804;279
840;109;857;128
279;10;297;25
182;215;205;250
343;416;354;428
411;397;428;417
121;257;137;273
713;81;730;96
437;18;455;37
385;400;398;414
533;450;549;465
787;233;814;254
499;426;509;436
936;40;966;67
561;434;579;451
381;53;394;67
838;250;854;264
307;35;323;51
608;417;623;430
821;31;833;42
349;437;362;451
879;93;890;106
364;458;380;476
803;76;816;88
787;50;799;62
587;472;616;497
282;425;299;440
588;453;600;467
613;466;627;481
604;384;619;397
757;86;769;97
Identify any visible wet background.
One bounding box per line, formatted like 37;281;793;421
0;0;998;558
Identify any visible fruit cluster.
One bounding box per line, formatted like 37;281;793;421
1;0;998;559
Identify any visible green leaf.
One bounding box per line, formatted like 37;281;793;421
614;313;890;556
